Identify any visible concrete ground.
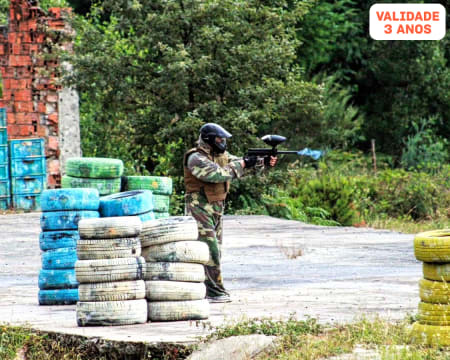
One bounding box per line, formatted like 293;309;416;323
0;213;420;345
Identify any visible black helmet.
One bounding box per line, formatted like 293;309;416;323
200;123;232;154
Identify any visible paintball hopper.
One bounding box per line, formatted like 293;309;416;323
261;135;286;148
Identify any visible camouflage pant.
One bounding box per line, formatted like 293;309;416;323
185;192;229;297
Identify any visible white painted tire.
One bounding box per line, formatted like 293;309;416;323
77;237;141;260
78;217;142;239
75;257;145;283
140;216;198;247
79;280;146;301
148;299;209;321
76;299;147;326
142;241;209;264
144;262;205;282
145;281;206;301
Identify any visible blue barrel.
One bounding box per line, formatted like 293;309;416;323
38;269;78;290
40;210;99;231
41;247;77;270
39;230;79;251
38;289;78;305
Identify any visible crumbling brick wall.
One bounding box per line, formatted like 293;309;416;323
0;0;75;188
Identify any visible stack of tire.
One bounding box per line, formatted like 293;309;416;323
411;229;450;346
62;157;123;196
99;190;155;222
125;176;172;219
75;217;147;326
140;216;210;321
38;189;100;305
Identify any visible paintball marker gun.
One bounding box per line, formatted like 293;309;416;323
246;135;322;166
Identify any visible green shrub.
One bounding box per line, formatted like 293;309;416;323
401;117;449;171
355;168;448;221
294;174;360;226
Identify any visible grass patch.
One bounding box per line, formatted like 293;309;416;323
0;324;192;360
207;316;450;360
367;215;449;234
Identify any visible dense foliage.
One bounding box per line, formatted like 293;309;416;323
64;0;364;176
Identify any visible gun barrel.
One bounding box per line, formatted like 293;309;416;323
277;151;299;155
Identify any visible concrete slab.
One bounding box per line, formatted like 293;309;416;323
0;213;420;345
186;335;276;360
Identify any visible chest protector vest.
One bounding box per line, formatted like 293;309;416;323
184;147;230;203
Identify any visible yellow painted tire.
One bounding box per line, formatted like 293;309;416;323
410;322;450;346
423;263;450;281
418;302;450;325
419;279;450;304
414;230;450;262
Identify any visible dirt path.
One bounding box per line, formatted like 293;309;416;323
0;213;420;344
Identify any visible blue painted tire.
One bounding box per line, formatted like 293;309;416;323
139;211;155;222
40;210;99;231
40;188;100;211
38;289;79;305
100;190;154;217
39;230;80;251
39;269;79;289
41;247;78;270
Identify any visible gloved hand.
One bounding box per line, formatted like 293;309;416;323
243;155;257;168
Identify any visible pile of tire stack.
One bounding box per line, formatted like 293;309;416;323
140;216;210;321
62;157;123;196
75;217;147;326
38;189;100;305
99;190;155;222
412;229;450;346
126;176;173;219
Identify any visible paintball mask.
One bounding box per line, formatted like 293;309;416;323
200;123;232;154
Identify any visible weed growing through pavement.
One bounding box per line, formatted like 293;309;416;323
276;239;303;259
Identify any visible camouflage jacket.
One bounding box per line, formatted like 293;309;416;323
186;141;245;184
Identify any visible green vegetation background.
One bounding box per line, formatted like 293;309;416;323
1;0;449;230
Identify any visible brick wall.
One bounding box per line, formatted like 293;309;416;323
0;0;73;188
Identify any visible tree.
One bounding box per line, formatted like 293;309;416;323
295;0;449;158
65;0;334;175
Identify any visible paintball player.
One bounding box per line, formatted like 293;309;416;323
184;123;277;303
